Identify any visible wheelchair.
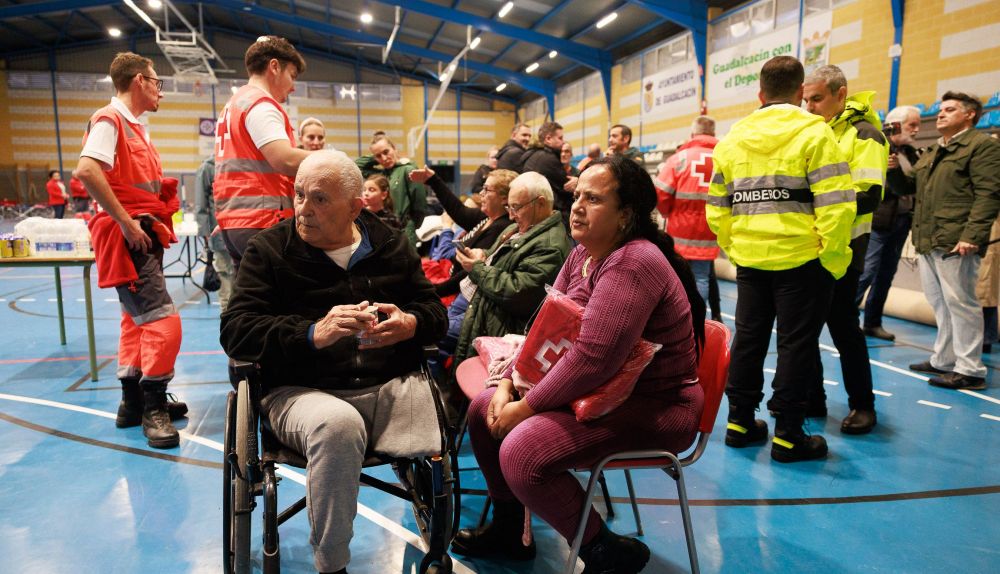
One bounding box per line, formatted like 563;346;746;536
223;358;458;574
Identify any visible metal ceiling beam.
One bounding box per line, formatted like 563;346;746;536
0;0;115;20
192;0;554;97
628;1;707;89
374;0;611;73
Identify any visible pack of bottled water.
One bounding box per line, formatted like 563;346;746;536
13;217;92;258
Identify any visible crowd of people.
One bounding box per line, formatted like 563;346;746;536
71;35;1000;574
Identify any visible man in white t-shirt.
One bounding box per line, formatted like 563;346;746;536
75;52;187;449
213;35;312;270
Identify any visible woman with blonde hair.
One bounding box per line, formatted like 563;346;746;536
298;117;326;151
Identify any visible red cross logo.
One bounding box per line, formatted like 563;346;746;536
689;152;714;189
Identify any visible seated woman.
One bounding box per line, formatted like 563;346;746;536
452;155;706;574
363;174;402;229
298;117;327;151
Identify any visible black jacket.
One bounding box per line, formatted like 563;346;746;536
872;143;919;232
425;174;512;297
469;164;492;196
496;139;526;171
220;212;447;391
520;145;570;213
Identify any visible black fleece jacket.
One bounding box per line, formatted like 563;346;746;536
220;211;447;391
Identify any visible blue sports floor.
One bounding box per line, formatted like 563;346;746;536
0;263;997;574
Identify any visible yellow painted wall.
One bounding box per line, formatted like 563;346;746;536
0;70;12;165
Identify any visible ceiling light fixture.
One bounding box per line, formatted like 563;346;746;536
470;36;482;50
360;12;373;24
596;12;618;29
525;62;539;73
496;83;507;92
147;0;162;9
549;50;557;59
108;27;122;37
499;2;514;19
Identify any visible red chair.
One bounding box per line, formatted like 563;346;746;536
563;320;732;574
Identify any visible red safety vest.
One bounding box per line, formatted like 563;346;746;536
655;134;720;261
213;84;296;230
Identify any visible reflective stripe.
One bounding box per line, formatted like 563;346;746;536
851;167;885;184
773;437;795;449
128;303;177;326
216;195;293;212
807;162;850;184
851;220;872;238
676;191;708;201
813;188;856;207
676;237;718;248
217;158;279;174
653;178;674;194
727;422;748;434
117;365;141;379
731;201;813;216
707;195;731;207
730;174;809;191
134;180;162;194
711;172;726;185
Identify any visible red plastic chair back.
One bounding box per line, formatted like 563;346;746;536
695;320;731;434
455;356;489;401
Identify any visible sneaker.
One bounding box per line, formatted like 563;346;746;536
863;326;896;341
142;407;180;449
909;361;949;375
928;372;986;391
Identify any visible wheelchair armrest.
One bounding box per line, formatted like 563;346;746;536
227;358;261;390
422;345;439;360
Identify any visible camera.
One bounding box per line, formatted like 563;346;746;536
883;121;902;137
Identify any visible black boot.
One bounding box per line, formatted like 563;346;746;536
116;378;189;428
451;498;535;560
141;381;180;449
725;405;768;447
578;522;650;574
771;412;827;463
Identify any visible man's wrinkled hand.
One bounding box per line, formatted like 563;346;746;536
313;301;378;349
455;247;485;271
357;302;417;349
120;218;152;253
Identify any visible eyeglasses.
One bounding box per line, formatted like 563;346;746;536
479;185;501;195
141;74;163;92
506;196;540;214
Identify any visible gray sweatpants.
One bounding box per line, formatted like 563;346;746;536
260;372;442;573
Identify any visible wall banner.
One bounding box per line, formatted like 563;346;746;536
706;25;799;108
640;61;701;123
801;11;833;76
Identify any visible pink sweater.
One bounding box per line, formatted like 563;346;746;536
523;239;699;412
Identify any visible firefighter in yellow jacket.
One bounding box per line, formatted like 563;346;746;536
803;66;889;436
706;56;856;463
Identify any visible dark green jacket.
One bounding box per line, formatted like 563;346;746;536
912;129;1000;254
454;212;572;362
356;155;428;246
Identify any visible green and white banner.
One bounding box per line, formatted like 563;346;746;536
706;24;799;108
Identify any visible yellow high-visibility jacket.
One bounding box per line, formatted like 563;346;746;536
829;91;889;271
706;103;856;279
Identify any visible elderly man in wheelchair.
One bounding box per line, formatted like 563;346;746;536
220;150;453;574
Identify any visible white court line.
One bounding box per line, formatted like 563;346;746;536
0;391;476;574
981;413;1000;422
47;298;57;302
0;298;5;302
19;298;35;302
823;380;839;386
76;298;86;302
103;298;119;302
721;313;1000;408
917;400;952;410
873;390;893;397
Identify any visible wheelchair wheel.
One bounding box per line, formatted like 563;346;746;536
399;455;456;574
224;382;254;574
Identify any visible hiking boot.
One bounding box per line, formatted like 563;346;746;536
771;413;827;463
116;392;189;428
141;382;180;449
451;499;535;560
863;326;896;341
928;372;986;391
725;406;768;448
578;523;650;574
840;409;877;435
909;360;949;375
